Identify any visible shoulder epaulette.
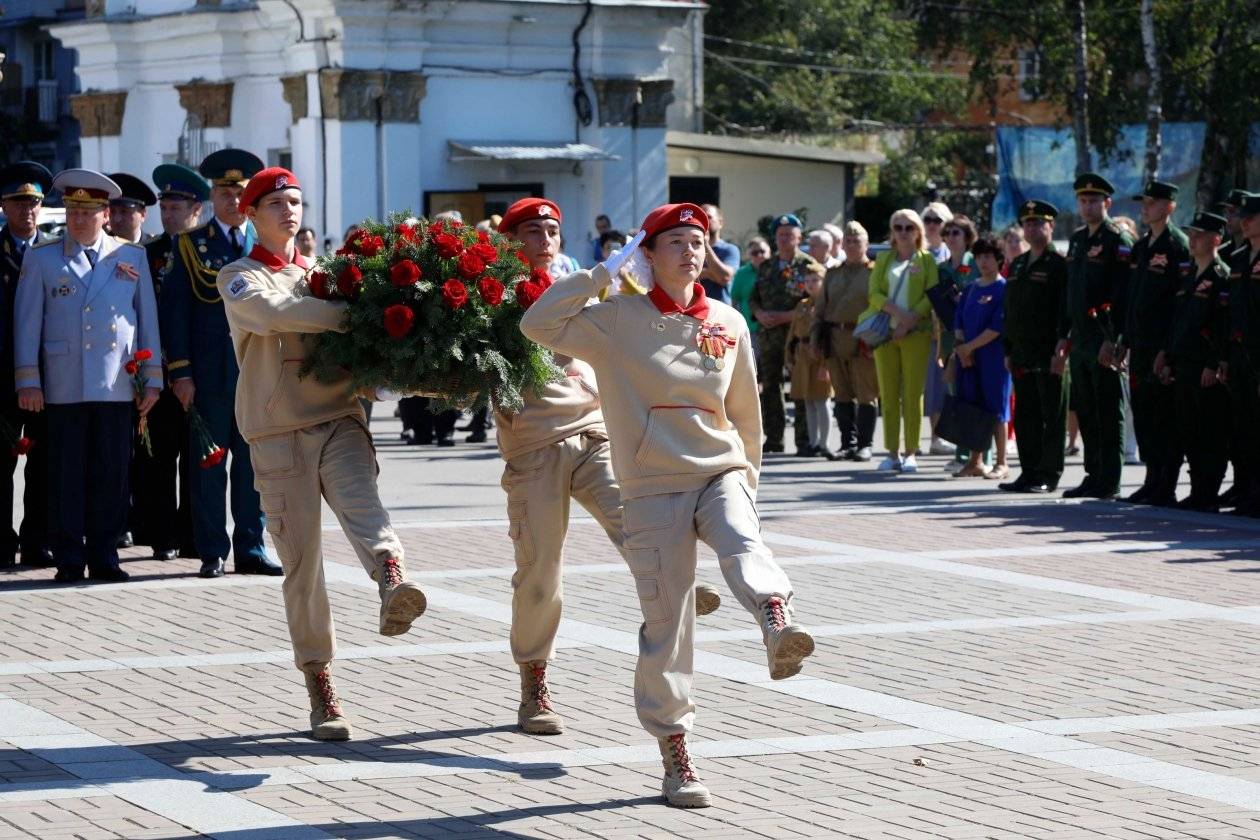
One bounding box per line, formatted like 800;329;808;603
33;236;61;249
114;237;145;251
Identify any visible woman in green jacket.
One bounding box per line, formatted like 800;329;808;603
859;209;939;472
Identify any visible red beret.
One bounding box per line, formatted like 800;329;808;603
240;167;300;211
498;198;562;233
640;203;708;241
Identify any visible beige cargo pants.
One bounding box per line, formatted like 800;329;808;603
501;431;624;663
622;468;794;737
251;416;404;673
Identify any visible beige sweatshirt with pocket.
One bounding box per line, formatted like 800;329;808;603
492;355;604;462
217;253;362;443
520;264;761;500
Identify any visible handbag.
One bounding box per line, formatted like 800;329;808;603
852;259;910;349
926;273;961;326
935;367;998;452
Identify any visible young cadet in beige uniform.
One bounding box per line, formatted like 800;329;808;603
522;203;815;808
216;168;427;742
494;198;720;737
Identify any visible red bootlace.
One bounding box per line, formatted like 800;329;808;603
381;556;404;588
313;670;342;717
764;596;787;631
530;663;554;712
667;734;698;783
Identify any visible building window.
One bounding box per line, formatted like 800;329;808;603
1017;49;1041;102
33;40;55;81
669;176;719;207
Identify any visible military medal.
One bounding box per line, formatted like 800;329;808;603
696;321;736;371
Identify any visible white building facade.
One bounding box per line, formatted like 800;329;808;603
51;0;704;250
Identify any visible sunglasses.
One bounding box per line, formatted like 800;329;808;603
748;248;768;256
922;216;943;224
892;224;916;233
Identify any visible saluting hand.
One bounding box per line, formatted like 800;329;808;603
16;387;43;413
137;387;160;417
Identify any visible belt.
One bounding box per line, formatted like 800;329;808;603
824;319;858;331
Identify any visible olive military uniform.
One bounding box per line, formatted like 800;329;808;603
1123;217;1191;504
1004;239;1069;490
1226;238;1260;513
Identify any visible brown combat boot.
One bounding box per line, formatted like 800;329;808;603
659;733;711;807
694;583;721;616
761;596;815;680
304;666;352;741
378;556;427;636
518;660;564;735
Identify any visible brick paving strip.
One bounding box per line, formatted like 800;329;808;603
2;500;1260;837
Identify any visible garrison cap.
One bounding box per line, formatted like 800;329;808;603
498;198;562;233
53;168;121;209
0;161;52;202
1073;172;1115;197
198;149;264;188
152;163;209;202
1225;189;1251;208
1132;180;1178;202
107;172;157;209
1018;199;1058;222
1185;211;1227;236
774;213;803;230
1238;194;1260;218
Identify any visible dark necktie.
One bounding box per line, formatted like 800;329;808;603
85;248;97;268
230;227;242;257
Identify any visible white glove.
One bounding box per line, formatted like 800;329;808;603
601;229;646;277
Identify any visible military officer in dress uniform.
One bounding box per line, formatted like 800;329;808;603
1222;194;1260;516
0;162;54;569
1121;180;1191;507
749;214;823;453
1219;189;1249;257
999;199;1069;494
160;150;274;578
128;165;209;561
1161;211;1231;511
1055;173;1135;500
106;173;156;244
14;169;162;583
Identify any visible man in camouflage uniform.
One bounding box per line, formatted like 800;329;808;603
1122;181;1191;507
1055;173;1135;501
749;214;822;453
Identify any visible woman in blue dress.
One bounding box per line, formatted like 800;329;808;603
952;234;1012;479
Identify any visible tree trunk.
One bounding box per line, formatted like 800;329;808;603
1139;0;1162;181
1069;0;1092;174
1195;21;1231;209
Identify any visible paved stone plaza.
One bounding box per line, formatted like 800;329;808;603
1;407;1259;839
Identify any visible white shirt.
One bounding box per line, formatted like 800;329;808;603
215;218;245;249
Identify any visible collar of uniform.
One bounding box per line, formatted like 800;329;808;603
247;243;308;271
215;217;244;242
73;232;106;259
647;281;709;320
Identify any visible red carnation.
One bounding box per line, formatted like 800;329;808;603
134;349;153;362
442;278;469;310
390;259;422;288
395;223;419;243
200;446;226;469
337;263;364;298
434;232;462;259
1087;307;1098;319
308;270;332;299
124;360;139;375
477;276;504;306
10;436;32;457
470;242;498;264
530;266;553;288
383;303;416;339
516;280;544;310
457;250;486;279
1101;302;1113;314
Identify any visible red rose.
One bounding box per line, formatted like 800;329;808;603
10;437;32;457
477;276;504;306
308;270;332;299
442;278;469;310
434;232;462;259
428;222;446;237
515;280;544;310
383;303;416;339
530;266;553;288
477;230;492;244
390;259;422;288
457;250;486;279
124;360;139;375
357;234;384;257
337;263;364;298
395;223;419;243
134;349;153;362
470;242;498;264
200;446;226;469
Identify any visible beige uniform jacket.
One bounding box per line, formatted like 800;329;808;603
493;356;604;461
521;264;761;501
811;260;873;359
216;248;360;443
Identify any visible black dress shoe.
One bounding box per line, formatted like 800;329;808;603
1027;482;1054;493
116;531;134;549
436;436;456;447
199;557;226;578
465;431;487;443
763;441;784;453
1125;485;1152;504
998;476;1031;492
89;566;130;583
153;549;178;562
54;567;85;583
21;549;56;568
236;555;283;576
794;445;817;457
1062;481;1097;499
1091;487;1120;501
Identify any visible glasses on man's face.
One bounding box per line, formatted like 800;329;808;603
922;216;943;225
892;224;915;233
